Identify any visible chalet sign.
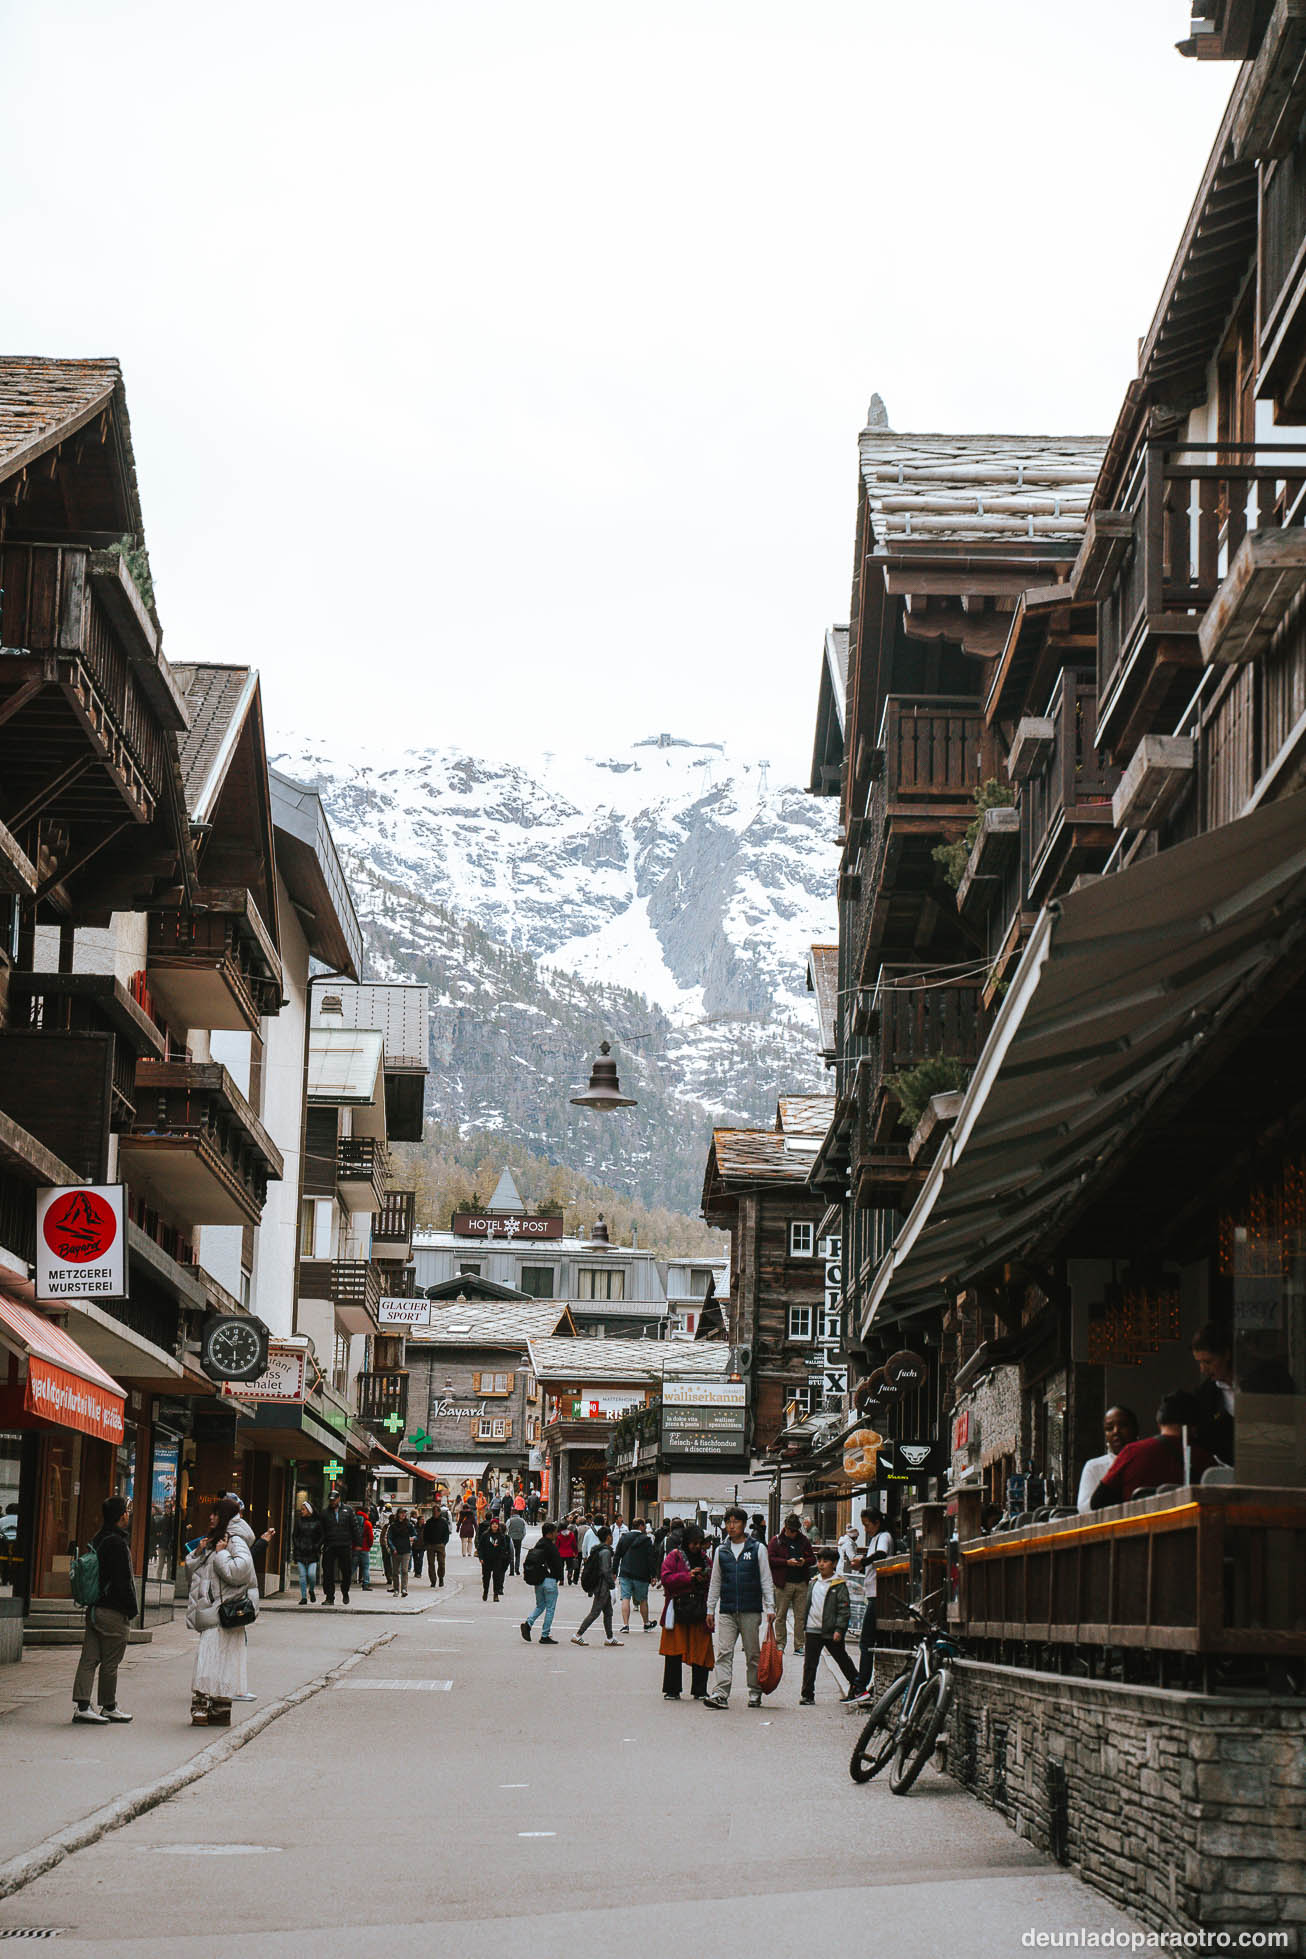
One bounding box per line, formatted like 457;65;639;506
451;1211;564;1240
36;1184;126;1301
226;1341;307;1404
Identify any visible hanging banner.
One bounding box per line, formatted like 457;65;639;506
36;1185;126;1301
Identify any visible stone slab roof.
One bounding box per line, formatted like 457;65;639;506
807;947;839;1059
525;1337;731;1382
860;431;1106;548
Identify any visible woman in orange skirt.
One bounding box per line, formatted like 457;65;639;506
659;1524;714;1700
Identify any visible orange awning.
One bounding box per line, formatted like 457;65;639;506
371;1438;439;1484
0;1293;125;1444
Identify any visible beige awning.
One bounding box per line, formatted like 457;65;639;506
865;788;1306;1330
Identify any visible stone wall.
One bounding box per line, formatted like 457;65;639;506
864;1650;1306;1947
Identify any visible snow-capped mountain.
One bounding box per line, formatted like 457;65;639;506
270;734;839;1212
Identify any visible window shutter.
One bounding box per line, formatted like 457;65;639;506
473;1371;481;1392
469;1416;480;1440
506;1372;516;1394
505;1418;514;1439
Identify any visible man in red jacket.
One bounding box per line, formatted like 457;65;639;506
1091;1392;1213;1507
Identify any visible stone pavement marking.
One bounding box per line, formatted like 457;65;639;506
0;1629;396;1904
333;1677;451;1690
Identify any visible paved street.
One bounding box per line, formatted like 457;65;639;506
0;1560;1145;1957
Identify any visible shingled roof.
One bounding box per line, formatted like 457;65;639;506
169;665;258;820
409;1301;573;1346
807;946;839;1061
525;1337;732;1383
860;431;1105;548
0;356;144;536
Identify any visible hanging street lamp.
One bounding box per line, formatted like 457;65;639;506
570;1040;637;1111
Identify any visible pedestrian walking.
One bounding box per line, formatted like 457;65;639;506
319;1491;361;1604
506;1505;526;1574
557;1519;580;1584
185;1498;257;1726
849;1510;896;1697
768;1514;817;1656
423;1501;450;1587
702;1505;775;1710
520;1520;564;1644
658;1524;714;1700
798;1546;859;1703
615;1517;658;1633
71;1494;136;1725
477;1515;512;1601
572;1526;619;1647
527;1491;541;1524
386;1507;415;1595
353;1506;375;1591
292;1499;323;1605
411;1518;425;1580
458;1503;477;1557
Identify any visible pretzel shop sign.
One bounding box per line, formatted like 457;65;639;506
36;1185;126;1301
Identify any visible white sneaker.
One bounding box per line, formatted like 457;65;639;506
72;1706;109;1724
571;1635;587;1646
604;1638;621;1648
99;1706;133;1722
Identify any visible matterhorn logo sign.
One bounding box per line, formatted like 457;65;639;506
36;1185;126;1301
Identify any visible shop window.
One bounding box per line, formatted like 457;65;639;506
787;1304;813;1342
520;1265;555;1299
473;1371;514;1396
789;1385;816;1415
790;1221;814;1258
477;1416;508;1442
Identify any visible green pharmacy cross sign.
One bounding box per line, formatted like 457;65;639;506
382;1411;405;1435
324;1459;344;1481
407;1428;434;1451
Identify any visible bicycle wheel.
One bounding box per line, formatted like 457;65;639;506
888;1669;951;1794
848;1672;909;1783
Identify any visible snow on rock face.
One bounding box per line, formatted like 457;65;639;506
269;733;839;1210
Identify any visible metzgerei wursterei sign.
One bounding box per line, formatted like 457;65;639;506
36;1184;126;1300
450;1211;564;1239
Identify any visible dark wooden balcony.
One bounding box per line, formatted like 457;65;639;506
1095;441;1306;756
372;1187;415;1264
336;1136;389;1213
1259;130;1306;420
0;544;185;877
1022;672;1119;901
299;1255;382;1334
118;1059;283;1227
850;967;987;1212
147;886;282;1035
356;1369;409;1428
5;971;164;1131
959;1486;1306;1659
855;696;992;972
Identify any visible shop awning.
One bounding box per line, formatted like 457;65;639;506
371;1440;439;1484
866;788;1306;1329
0;1293;125;1443
414;1459;490;1483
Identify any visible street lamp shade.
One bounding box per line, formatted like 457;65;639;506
569;1041;637;1111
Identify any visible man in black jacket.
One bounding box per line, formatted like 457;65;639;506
422;1500;451;1587
615;1518;659;1634
320;1493;362;1604
72;1495;136;1724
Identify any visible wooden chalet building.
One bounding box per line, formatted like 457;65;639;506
807;15;1306;1937
701;1095;834;1483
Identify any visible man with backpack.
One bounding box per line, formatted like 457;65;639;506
615;1517;658;1634
520;1520;564;1644
71;1494;136;1724
572;1525;620;1647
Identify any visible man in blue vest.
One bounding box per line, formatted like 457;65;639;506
702;1505;775;1709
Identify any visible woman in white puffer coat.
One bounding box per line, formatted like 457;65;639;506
185;1496;256;1726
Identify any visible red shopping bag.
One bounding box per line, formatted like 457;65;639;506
757;1625;784;1696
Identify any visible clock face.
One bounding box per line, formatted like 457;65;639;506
202;1317;267;1382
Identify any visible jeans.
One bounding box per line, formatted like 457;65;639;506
801;1632;858;1700
73;1606;129;1708
773;1579;811;1653
577;1581;613;1639
509;1537;523;1574
390;1550;412;1594
322;1544;352;1601
353;1545;372;1589
712;1610;762;1700
295;1559;318;1602
427;1541;446;1584
525;1576;558;1636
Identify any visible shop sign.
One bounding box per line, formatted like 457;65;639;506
663;1381;745;1408
953;1410;969;1451
378;1297;431;1328
230;1341;307;1403
842;1428;882;1477
886;1349;928;1391
876;1438;946;1485
36;1184;125;1301
25;1357;125;1443
451;1211;563;1240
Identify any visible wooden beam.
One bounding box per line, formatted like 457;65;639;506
0;674;45;732
1112;736;1195;829
1233;0;1306;157
1199;527;1306;664
1070;509;1134;602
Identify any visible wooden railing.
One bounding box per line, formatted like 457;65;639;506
126;1059;283;1220
880;696;988;804
1024;672;1118;890
355;1369;409;1427
1261;132;1306;343
148;887;282;1029
373;1187;415;1257
336;1136;389;1209
1098;442;1306;712
299;1256;382;1320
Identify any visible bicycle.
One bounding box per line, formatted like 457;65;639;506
848;1591;960;1794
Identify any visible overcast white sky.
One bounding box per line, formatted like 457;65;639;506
6;4;1233;783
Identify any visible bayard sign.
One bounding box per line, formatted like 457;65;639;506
36;1185;126;1301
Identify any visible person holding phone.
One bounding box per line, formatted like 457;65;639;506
185;1499;256;1726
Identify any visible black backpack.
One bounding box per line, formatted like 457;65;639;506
522;1541;548;1586
580;1546;603;1595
